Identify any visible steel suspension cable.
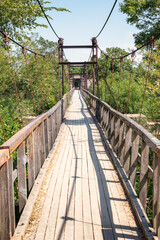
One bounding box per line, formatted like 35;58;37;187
35;53;45;111
22;46;37;116
138;38;155;123
36;0;60;39
126;51;136;114
95;0;118;38
4;33;24;127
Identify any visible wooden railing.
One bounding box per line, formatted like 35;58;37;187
0;88;74;240
81;88;160;239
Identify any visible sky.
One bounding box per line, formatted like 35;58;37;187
35;0;139;62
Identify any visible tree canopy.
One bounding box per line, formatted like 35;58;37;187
120;0;160;45
0;0;70;40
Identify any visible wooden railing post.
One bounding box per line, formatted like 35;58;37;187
153;152;158;234
114;117;120;154
17;141;27;212
156;147;160;238
27;133;35;191
44;119;49;157
110;114;115;147
123;126;132;177
130;131;140;188
118;122;125;165
0;161;10;240
139;141;149;210
8;156;15;236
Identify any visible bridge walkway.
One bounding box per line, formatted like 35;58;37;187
15;90;144;240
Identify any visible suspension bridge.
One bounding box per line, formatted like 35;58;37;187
0;1;160;239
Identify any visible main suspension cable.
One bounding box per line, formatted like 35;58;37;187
95;0;118;38
36;0;60;39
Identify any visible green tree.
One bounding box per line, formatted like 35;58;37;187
0;0;70;40
120;0;160;45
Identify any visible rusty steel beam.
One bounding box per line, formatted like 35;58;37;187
59;61;97;65
59;45;94;49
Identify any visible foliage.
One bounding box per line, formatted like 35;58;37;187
90;46;160;123
120;0;160;45
0;0;70;41
0;36;70;146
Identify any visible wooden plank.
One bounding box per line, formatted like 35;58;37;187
8;156;15;236
17;141;27;213
0;162;10;240
34;125;68;240
86;106;157;240
139;141;149;210
74;113;83;240
84;124;106;239
81;115;94;240
123;125;132;177
130;131;140;188
153;152;158;233
44;125;71;240
27;133;35;191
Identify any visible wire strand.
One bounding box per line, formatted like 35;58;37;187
36;0;60;39
98;33;160;60
0;30;44;57
95;0;118;38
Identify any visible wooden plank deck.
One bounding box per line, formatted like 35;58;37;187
16;90;144;240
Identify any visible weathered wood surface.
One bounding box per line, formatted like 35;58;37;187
13;90;145;240
82;89;160;151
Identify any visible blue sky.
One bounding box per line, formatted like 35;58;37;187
35;0;139;61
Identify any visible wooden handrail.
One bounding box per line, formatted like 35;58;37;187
0;88;74;240
82;88;160;151
81;88;160;239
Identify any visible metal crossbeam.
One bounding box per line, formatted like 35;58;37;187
59;61;97;65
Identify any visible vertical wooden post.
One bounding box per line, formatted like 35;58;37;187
130;131;139;188
123;126;132;177
39;122;45;165
27;133;35;191
110;114;115;147
119;122;125;165
105;111;110;140
44;118;49;157
156;147;160;238
153;152;158;233
17;141;27;212
0;162;10;240
139;141;149;210
92;66;95;95
8;156;15;236
114;118;120;155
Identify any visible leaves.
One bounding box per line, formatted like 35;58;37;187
120;0;160;45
